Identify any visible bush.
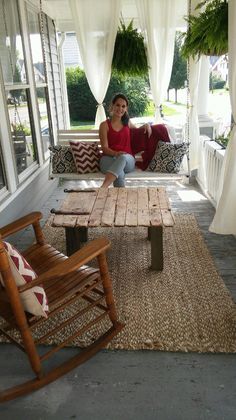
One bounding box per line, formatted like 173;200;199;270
210;74;226;90
66;67;150;122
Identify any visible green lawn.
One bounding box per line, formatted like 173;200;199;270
70;100;184;129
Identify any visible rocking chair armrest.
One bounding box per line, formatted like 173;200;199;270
19;236;111;292
0;212;43;239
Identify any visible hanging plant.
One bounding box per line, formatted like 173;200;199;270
181;0;228;59
112;20;148;77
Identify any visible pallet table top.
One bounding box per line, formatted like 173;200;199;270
51;187;175;228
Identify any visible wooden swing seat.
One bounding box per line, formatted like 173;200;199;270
0;212;124;402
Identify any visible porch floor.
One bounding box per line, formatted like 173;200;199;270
1;177;236;419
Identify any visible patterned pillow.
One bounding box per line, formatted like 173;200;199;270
148;141;189;173
69;141;100;174
50;145;77;174
0;242;48;318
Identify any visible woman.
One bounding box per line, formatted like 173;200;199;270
99;93;152;188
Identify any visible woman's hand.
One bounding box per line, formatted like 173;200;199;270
144;123;152;138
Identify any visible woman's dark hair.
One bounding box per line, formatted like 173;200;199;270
110;93;130;126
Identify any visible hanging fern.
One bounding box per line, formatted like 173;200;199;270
181;0;228;59
112;20;148;76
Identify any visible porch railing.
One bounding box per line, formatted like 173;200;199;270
197;136;225;207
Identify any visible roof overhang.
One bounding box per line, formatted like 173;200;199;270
37;0;188;32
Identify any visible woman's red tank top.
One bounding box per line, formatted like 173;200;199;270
106;119;133;155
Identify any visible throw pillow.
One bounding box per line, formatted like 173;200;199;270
0;242;48;318
130;126;148;155
133;124;171;171
69;141;100;174
148;141;189;173
50;145;77;174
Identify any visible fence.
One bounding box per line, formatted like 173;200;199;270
197;136;225;207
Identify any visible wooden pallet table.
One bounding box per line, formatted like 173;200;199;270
50;187;175;271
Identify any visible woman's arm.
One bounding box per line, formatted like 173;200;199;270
99;121;123;157
129;120;152;138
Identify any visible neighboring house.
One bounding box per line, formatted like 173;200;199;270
18;59;45;83
210;55;228;83
61;32;83;69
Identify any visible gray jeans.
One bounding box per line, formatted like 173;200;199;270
100;154;135;187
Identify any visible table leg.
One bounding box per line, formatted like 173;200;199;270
150;225;163;271
65;227;88;256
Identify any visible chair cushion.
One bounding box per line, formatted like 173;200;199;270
50;145;77;174
69;141;100;174
0;242;48;317
148;141;189;173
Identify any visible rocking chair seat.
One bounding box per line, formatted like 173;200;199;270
0;212;124;402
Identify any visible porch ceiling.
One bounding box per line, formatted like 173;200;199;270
40;0;188;32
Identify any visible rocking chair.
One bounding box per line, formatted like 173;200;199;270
0;212;124;402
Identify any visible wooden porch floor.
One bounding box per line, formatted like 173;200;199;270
1;177;236;419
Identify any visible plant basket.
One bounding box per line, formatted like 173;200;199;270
112;20;148;77
181;0;228;59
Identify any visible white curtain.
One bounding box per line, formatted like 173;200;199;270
136;0;177;122
188;56;201;171
69;0;121;128
209;0;236;234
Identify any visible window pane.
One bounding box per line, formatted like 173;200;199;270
27;8;45;83
36;87;53;153
0;150;6;190
0;0;27;85
7;88;37;175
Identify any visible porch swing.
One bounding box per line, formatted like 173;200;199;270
47;1;191;182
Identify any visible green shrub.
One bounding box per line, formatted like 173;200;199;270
210;74;226;90
66;67;150;122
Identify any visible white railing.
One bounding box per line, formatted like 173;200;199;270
197;136;225;207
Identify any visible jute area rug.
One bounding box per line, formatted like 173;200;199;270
41;213;236;354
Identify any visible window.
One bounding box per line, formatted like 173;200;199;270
0;149;6;191
27;7;53;156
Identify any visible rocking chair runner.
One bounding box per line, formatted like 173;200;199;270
0;212;124;402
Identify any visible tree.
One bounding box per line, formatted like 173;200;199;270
66;68;150;122
168;33;187;103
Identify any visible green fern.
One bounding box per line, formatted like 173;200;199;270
112;20;148;76
181;0;228;59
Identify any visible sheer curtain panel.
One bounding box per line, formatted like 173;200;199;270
188;56;201;171
136;0;177;122
69;0;121;127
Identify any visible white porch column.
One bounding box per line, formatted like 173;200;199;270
197;56;214;138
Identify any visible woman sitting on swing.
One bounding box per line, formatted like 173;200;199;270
99;93;152;188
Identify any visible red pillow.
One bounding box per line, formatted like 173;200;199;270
0;242;48;317
141;124;170;170
130;127;148;155
69;141;100;174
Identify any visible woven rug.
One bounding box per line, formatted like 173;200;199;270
40;213;236;354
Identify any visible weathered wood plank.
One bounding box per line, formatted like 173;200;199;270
89;188;108;226
75;215;90;227
61;191;98;214
161;209;175;226
115;188;128;226
148;188;162;226
101;189;118;226
126;189;138;226
137;188;150;226
158;187;171;209
51;214;77;228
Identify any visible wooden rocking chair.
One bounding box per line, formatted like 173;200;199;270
0;212;124;402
